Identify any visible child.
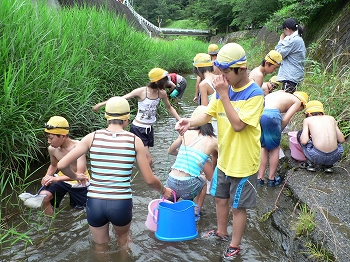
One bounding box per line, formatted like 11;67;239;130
249;50;282;87
93;68;181;165
40;116;90;216
176;43;264;260
57;97;173;250
261;76;281;96
165;106;218;219
167;72;187;101
258;91;308;186
298;100;345;172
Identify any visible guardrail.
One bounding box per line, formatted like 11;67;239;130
120;0;212;37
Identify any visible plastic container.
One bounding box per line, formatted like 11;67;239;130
155;200;198;242
288;131;298;139
145;198;172;231
289;136;306;161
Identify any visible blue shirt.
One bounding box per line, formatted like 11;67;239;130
275;32;306;83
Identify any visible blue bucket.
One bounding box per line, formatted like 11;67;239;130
155;200;198;242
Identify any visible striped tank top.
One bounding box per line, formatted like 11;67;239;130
88;129;136;200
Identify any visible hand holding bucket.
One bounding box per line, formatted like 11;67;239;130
145;190;176;231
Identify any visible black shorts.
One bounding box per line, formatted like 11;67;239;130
43;182;88;208
281;81;297;93
130;123;154;147
86;198;133;227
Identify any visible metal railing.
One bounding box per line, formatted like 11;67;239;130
120;0;211;37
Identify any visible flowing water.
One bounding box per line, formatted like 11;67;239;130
2;75;290;262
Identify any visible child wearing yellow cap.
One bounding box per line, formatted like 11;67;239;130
93;68;181;165
176;43;264;259
258;91;309;186
261;76;281;96
40;116;90;216
58;97;173;250
165;106;218;220
297;100;345;172
249;50;282;87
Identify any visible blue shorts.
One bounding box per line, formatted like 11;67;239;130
130;123;154;147
210;167;257;209
300;141;344;166
43;182;87;208
165;175;205;201
260;108;282;150
86;198;133;227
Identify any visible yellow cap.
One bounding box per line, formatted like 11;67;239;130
265;50;282;66
193;53;213;67
305;100;324;114
293;91;309;106
208;44;219;55
44;116;69;135
217;43;247;68
191;106;212;123
148;68;168;83
269;76;281;85
105;97;130;121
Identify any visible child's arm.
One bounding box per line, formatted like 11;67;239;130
92;100;107;111
282;101;302;130
299;119;310;145
168;135;183;155
159;90;181;120
122;87;142;100
193;75;201;103
335;122;345;143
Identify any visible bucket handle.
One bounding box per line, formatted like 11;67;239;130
153;190;177;224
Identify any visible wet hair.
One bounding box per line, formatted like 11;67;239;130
45;133;69;138
148;76;168;90
108;119;125;125
191;123;216;137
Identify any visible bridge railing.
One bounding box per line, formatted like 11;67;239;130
120;0;211;37
121;0;161;37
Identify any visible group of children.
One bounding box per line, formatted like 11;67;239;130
37;18;345;260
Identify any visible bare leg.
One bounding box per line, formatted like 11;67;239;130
215;197;230;237
258;148;268;180
112;223;131;247
195;175;207;213
230;208;247;248
268;146;280;180
40;190;54;216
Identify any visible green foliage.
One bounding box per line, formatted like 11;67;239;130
293;203;316;237
303;240;335;262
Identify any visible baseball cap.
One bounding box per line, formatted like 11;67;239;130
265;50;282;66
293;91;309;106
44;116;69;135
105;97;130;121
269;76;281;86
191;105;212;123
193;53;213;67
305;100;324;114
215;43;247;69
278;18;298;30
148;68;168;83
208;44;219;55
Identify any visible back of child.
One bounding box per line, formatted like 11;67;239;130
298;100;345;172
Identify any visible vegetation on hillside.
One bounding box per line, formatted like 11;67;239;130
132;0;342;33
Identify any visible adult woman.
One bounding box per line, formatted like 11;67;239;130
275;18;306;93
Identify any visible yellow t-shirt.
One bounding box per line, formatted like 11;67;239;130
57;170;90;187
206;81;264;177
